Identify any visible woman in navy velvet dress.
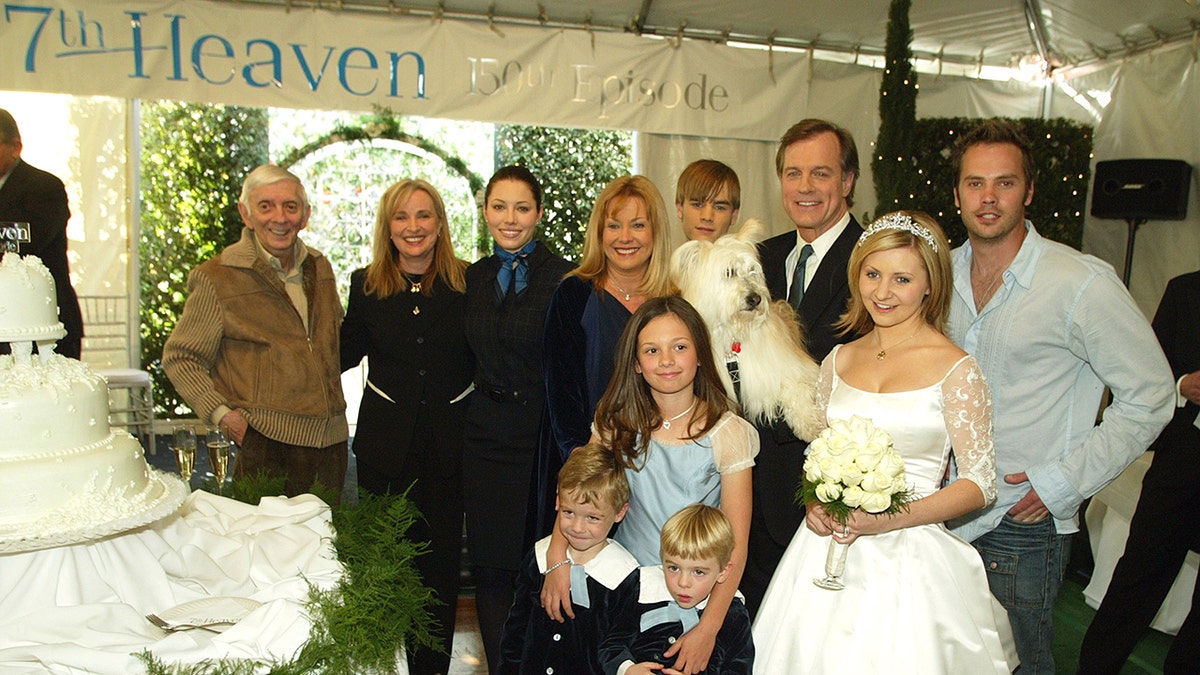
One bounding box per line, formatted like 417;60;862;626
530;175;676;548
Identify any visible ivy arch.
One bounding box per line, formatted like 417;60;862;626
277;116;489;303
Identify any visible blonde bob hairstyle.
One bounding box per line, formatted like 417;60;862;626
363;178;467;298
567;175;675;297
836;210;953;336
660;503;735;568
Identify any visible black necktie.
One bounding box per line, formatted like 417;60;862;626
789;244;814;309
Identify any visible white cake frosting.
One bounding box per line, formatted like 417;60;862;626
0;254;186;552
0;252;66;343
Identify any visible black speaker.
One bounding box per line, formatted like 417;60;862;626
1091;159;1192;220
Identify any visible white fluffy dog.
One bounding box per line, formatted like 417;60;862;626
670;219;822;442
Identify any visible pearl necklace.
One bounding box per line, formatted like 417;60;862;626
661;398;697;430
875;327;922;360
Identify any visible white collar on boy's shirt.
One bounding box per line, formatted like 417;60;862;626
636;565;745;609
534;536;639;591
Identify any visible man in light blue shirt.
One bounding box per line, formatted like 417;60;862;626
945;119;1174;674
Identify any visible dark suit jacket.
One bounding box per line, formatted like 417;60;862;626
0;159;82;358
752;217;861;544
1150;270;1200;457
1077;270;1200;671
1139;270;1200;550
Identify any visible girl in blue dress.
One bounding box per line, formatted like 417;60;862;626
544;295;757;674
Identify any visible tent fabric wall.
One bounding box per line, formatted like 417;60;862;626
1;91;132;367
639;58;1075;246
6;40;1198;342
1083;43;1200;316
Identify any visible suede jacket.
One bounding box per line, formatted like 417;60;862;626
163;227;348;448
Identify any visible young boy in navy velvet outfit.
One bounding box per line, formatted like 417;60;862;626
498;443;639;674
600;504;754;675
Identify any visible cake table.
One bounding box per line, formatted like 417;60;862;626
0;490;344;674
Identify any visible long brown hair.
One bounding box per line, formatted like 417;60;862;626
363;179;467;298
594;295;735;469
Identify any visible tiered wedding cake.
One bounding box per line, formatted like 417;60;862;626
0;253;186;552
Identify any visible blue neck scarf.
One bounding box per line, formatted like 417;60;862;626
495;240;537;300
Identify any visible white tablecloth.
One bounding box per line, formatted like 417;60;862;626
1083;451;1199;635
0;490;343;673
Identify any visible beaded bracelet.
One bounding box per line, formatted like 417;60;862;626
543;559;571;576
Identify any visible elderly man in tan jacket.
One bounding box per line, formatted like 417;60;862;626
163;165;348;500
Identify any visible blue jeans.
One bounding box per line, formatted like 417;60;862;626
972;515;1070;675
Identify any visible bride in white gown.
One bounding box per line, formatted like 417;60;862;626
752;212;1018;674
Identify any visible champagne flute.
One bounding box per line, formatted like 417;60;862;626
172;426;197;483
206;427;232;489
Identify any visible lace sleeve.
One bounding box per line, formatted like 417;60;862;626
710;413;760;474
941;356;998;505
814;351;835;430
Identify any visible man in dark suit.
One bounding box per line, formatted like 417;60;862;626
0;108;83;358
1077;269;1200;674
741;118;864;615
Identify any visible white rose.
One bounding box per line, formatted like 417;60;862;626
860;490;893;513
878;452;906;479
828;418;854;436
818;457;842;481
824;434;854;458
842;485;865;508
803;456;824;483
847;416;875;443
860;470;894;493
815;482;842;503
867;424;893;447
840;463;865;487
853;444;883;472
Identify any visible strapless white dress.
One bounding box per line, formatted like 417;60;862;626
752;348;1018;674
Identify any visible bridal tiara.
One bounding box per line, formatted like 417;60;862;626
857;214;939;253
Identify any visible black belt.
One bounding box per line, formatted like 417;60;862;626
480;385;538;404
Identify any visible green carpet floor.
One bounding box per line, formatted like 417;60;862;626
1054;576;1174;674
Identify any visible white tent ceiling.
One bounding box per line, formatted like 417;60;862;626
228;0;1200;74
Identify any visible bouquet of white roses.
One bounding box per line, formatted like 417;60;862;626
797;415;911;525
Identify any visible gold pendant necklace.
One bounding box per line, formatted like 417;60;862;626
404;272;423;314
875;327;922;360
